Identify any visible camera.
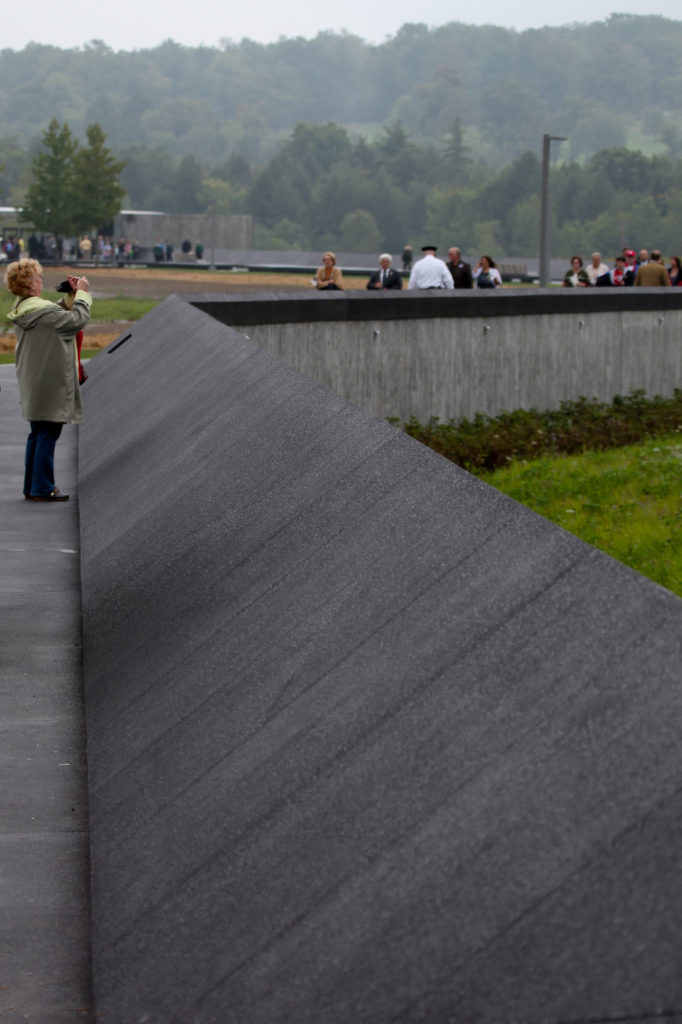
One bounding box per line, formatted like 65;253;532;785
55;279;75;293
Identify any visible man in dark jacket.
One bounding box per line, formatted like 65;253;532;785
446;247;473;289
367;254;403;290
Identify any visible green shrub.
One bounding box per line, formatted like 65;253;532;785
392;390;682;473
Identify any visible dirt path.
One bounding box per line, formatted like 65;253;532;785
42;265;316;299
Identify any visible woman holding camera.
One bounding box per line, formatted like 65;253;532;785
5;259;91;501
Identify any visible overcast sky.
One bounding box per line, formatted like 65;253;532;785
6;0;681;51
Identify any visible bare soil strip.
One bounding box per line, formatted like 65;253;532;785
44;265;316;298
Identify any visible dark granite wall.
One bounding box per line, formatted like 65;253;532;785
79;295;682;1023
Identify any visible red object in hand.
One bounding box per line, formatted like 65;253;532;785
76;330;88;384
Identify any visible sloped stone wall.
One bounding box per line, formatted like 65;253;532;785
79;295;682;1023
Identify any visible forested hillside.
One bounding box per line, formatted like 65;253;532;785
2;15;682;257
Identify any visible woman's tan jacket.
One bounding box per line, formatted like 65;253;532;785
7;290;92;423
315;266;343;289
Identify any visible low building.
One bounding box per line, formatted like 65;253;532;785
113;210;253;255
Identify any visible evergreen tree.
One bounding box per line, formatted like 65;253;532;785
439;118;473;179
21;120;125;239
169;154;203;213
22;119;78;239
72;123;126;234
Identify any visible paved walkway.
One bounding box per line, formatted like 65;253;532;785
0;365;92;1022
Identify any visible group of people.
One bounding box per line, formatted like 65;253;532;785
73;235;141;262
22;233;142;264
153;239;205;262
406;246;503;290
313;246;503;292
315;244;682;291
2;235;23;261
563;249;682;287
7;232;206;265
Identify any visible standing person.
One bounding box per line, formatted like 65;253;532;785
623;249;638;285
562;256;590;287
315;252;344;290
609;256;627;285
473;255;504;289
407;245;454;290
585;251;610;285
401;244;413;272
195;241;204;261
446;246;473;289
367;253;402;290
5;259;91;501
668;255;682;286
634;251;669;286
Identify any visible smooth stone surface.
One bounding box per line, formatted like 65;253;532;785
79;299;682;1024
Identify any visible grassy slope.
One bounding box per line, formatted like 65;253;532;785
0;292;158;323
479;435;682;598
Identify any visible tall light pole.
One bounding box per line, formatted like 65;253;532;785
539;133;567;288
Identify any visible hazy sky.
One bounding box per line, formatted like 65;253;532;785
6;0;681;51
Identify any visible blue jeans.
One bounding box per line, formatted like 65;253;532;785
24;421;64;497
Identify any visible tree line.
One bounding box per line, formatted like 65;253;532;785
7;117;682;260
1;15;682;174
249;125;682;258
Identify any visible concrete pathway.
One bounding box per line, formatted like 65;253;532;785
0;365;92;1022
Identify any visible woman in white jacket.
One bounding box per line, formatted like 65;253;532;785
473;255;503;289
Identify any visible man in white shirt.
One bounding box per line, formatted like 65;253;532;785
407;245;454;290
586;251;609;285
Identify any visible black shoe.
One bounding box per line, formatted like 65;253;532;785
28;490;69;502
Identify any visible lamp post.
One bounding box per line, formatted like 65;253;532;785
539;133;567;288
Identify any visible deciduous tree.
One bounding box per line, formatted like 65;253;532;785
339;209;382;252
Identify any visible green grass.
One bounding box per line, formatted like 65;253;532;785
0;292;158;323
77;295;158;321
478;435;682;597
0;349;104;364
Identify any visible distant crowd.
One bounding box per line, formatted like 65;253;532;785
1;234;206;265
312;243;682;291
1;234;142;263
561;249;681;287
